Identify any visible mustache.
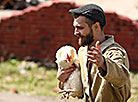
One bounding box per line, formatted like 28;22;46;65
76;34;84;38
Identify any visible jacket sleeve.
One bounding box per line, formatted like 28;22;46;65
102;47;130;88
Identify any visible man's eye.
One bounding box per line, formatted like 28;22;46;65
77;26;84;29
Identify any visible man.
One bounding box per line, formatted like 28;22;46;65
57;4;131;102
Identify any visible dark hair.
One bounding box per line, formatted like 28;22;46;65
73;14;104;31
69;4;106;28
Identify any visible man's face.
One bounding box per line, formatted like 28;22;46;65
73;16;94;46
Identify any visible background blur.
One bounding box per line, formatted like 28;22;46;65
0;0;138;102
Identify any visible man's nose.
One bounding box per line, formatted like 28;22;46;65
74;29;79;36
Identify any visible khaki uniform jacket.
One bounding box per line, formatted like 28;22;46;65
78;35;131;102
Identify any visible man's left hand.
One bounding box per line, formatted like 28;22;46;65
87;41;106;71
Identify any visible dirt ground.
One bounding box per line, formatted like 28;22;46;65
0;92;83;102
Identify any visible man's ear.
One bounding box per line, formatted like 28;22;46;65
91;22;101;32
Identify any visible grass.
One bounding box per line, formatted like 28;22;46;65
128;71;138;102
0;59;61;97
0;58;138;101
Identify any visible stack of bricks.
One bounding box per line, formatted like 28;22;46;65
0;2;138;70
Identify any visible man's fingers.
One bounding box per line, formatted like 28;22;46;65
61;66;74;71
58;90;66;93
86;41;105;68
57;64;76;82
91;47;99;53
95;41;100;50
88;51;98;56
57;66;75;82
87;51;101;59
58;90;72;93
88;58;98;65
61;67;75;74
57;72;71;82
89;41;100;53
86;54;95;60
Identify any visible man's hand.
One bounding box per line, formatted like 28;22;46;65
87;41;106;71
57;64;76;82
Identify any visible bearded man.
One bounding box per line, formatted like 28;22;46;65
57;4;131;102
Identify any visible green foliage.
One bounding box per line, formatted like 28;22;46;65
0;59;60;97
128;72;138;102
0;59;138;101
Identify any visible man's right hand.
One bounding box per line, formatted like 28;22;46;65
57;64;76;82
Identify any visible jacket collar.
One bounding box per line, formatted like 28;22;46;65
99;35;115;53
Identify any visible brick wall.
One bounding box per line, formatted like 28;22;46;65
105;12;138;70
0;2;138;70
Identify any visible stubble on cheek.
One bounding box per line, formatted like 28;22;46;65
78;31;94;46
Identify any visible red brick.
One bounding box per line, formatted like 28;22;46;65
0;2;138;70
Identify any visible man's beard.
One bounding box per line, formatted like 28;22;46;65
78;29;94;46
